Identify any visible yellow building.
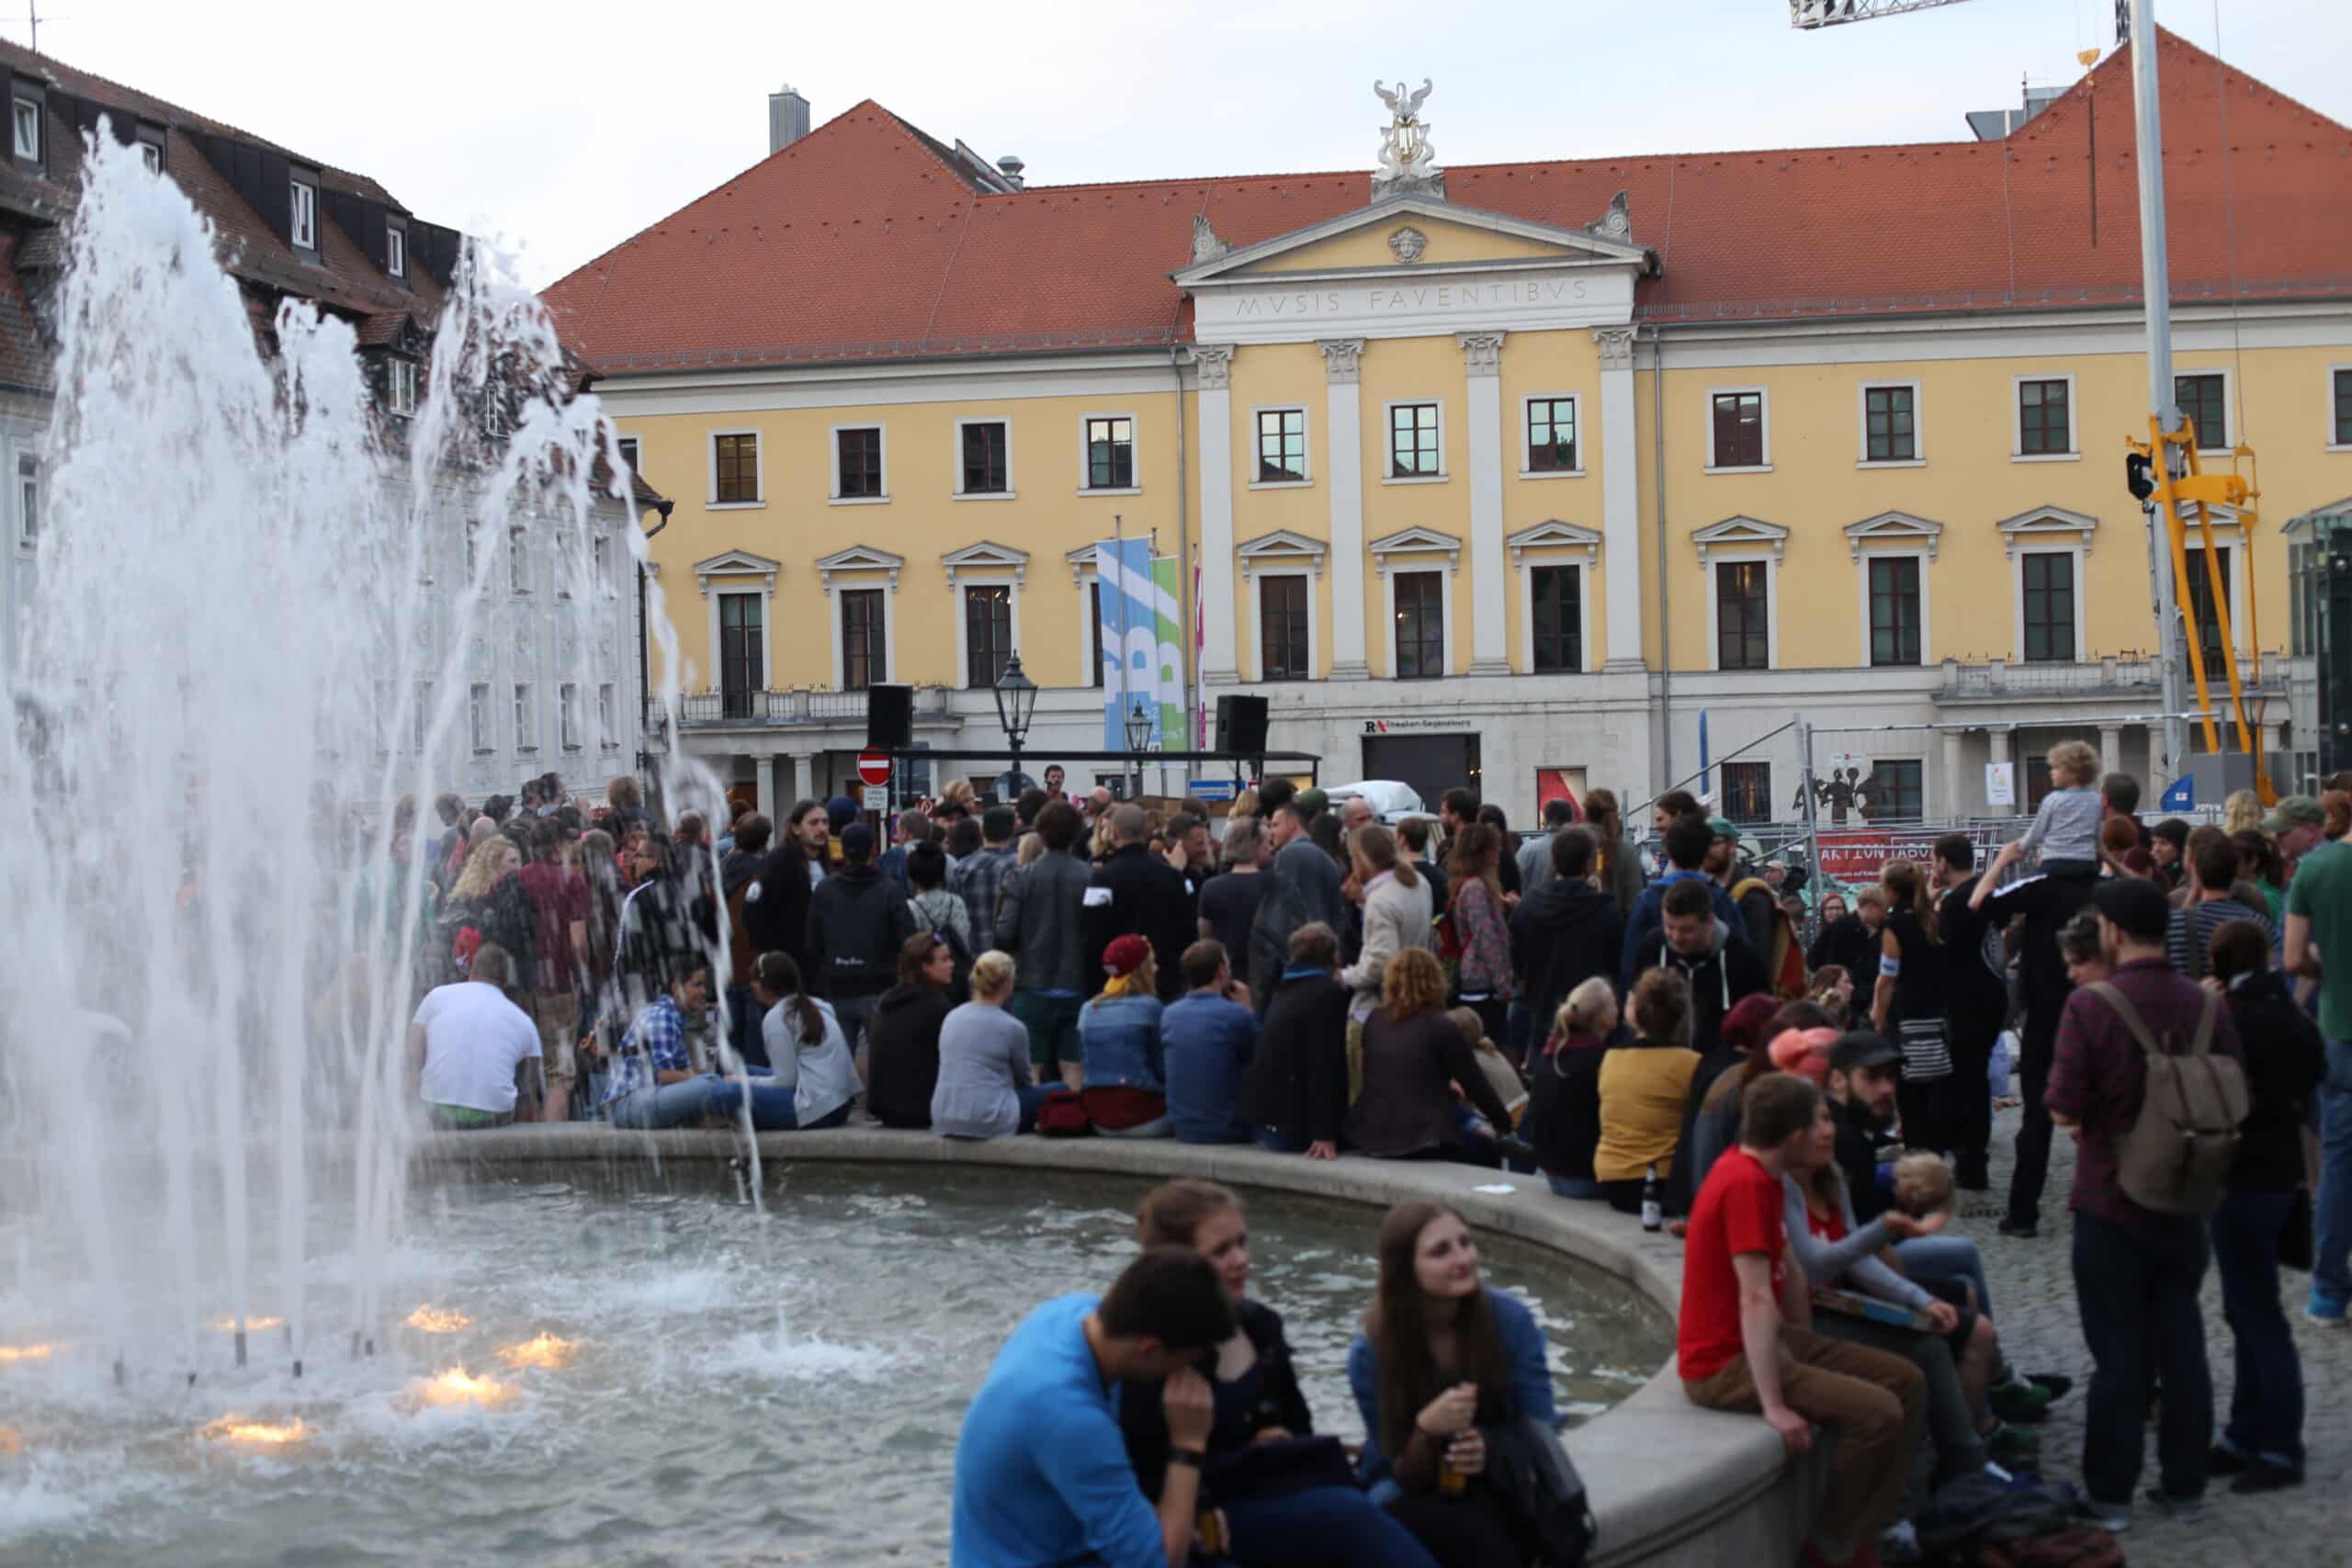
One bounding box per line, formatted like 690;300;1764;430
546;33;2352;823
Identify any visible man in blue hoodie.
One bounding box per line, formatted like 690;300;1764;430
1621;810;1744;987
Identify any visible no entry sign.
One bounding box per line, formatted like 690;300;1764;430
856;750;892;787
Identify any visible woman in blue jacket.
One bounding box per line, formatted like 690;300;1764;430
1078;935;1171;1135
1349;1201;1559;1568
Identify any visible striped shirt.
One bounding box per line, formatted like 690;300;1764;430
2165;897;2276;982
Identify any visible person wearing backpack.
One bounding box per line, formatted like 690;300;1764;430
2046;875;2248;1533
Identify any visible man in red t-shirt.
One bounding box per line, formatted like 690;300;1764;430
518;819;592;1120
1681;1072;1924;1567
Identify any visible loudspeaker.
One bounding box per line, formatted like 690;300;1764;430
866;684;912;750
1216;694;1270;756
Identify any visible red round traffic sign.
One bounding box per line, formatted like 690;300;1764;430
856;750;892;787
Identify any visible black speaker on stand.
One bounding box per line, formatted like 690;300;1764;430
1215;695;1270;784
866;684;913;750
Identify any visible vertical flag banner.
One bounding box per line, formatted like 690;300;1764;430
1095;537;1156;751
1152;556;1182;756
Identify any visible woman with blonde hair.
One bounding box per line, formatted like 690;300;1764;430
1593;967;1701;1213
1348;949;1515;1165
435;835;536;988
1523;976;1617;1199
930;950;1054;1138
1340;824;1433;1013
2222;788;2266;838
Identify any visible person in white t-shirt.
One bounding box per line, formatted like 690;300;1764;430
410;942;544;1129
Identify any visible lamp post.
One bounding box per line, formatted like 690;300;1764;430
991;652;1038;799
1123;696;1152;802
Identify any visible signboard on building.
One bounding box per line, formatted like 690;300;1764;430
1984;762;2016;807
861;784;889;813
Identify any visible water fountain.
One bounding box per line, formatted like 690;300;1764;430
0;135;1670;1565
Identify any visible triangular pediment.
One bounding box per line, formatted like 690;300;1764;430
1843;511;1944;561
1690;515;1790;563
1174;193;1650;287
814;544;904;585
2284;495;2352;536
1506;519;1602;565
1996;505;2098;558
1236;529;1328;579
941;539;1030;584
1369;525;1463;556
693;548;780;577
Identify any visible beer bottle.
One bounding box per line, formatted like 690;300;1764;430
1641;1163;1663;1233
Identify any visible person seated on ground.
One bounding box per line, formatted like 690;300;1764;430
1679;1073;1926;1568
1593;967;1702;1213
1782;1092;2032;1483
1118;1182;1439;1568
409;942;543;1130
1805;964;1854;1028
1523;976;1617;1201
864;932;955;1130
1162;940;1261;1145
1078;935;1171;1138
1348;1201;1562;1568
604;957;797;1131
1239;921;1351;1158
950;1247;1231;1568
932;950;1056;1139
1445;1007;1528;1131
1348;949;1517;1167
756;951;860;1132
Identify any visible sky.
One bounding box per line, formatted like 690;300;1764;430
17;0;2348;291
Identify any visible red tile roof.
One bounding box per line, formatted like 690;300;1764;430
545;29;2352;374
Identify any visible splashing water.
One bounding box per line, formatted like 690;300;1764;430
0;131;720;1373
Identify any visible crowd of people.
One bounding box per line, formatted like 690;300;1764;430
385;760;2352;1567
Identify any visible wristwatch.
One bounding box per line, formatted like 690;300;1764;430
1168;1448;1206;1469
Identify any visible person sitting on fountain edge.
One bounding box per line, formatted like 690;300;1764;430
409;941;543;1129
952;1247;1231;1568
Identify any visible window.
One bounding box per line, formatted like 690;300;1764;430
2020;551;2075;662
1722;761;1771;825
2017;378;2072;456
713;432;760;504
1868;760;1924;822
1255;408;1306;483
1868;556;1923;667
2183;546;2233;675
2335;369;2352;447
16;453;35;547
1862;385;1917;462
1710;391;1765;468
1715;561;1770;670
835;426;884;500
1389;402;1441;478
1394;570;1444;678
965;584;1012;686
387;358;417;416
1526;397;1577;472
514;683;537;752
1084;416;1134;490
508;528;529;594
559;682;582;750
386;226;407;280
1530;565;1583;673
137;130;164;173
597;683;617;750
1261;576;1309;681
289;178;317;251
468;683;492;752
2176;373;2226;449
718;592;763;716
616;436;639;476
10;96;36;163
1089;580;1104;689
961;421;1009;494
842;587;886;691
592;533;610;592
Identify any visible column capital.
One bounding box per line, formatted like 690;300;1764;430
1456;331;1505;378
1592;324;1637;370
1317;337;1367;385
1191;343;1235;390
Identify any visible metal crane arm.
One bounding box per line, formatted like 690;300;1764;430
1790;0;1978;27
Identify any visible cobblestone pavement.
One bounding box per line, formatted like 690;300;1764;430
1971;1105;2351;1566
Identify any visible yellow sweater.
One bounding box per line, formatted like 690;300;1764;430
1592;1043;1701;1183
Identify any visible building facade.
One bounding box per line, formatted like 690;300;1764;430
0;40;653;804
550;30;2352;824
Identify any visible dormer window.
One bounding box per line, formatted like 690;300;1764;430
136;125;164;173
10;93;39;165
288;176;317;252
385;224;406;280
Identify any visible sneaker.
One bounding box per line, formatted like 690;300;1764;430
2307;1289;2348;1325
1988;1378;2052;1425
2143;1488;2206;1524
2230;1460;2303;1494
2205;1442;2250;1477
1987;1423;2041;1468
2065;1487;2131;1533
2027;1371;2075;1402
1997;1216;2039;1239
1878;1520;1923;1563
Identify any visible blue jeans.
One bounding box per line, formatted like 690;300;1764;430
1258;1129;1307;1154
725;984;769;1069
2073;1208;2213;1504
1220;1484;1439;1568
2314;1037;2352;1303
1013;1082;1057;1133
609;1076;798;1131
1894;1235;1995;1317
2211;1188;2305;1467
1546;1173;1604;1200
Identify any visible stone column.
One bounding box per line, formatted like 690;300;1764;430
1318;338;1370;679
1193;344;1238;686
792;751;817;807
1593;324;1644;670
2098;724;2122;781
751;755;772;820
1459;331;1510;674
1940;727;1966;820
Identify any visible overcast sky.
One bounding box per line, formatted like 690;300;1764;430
24;0;2347;290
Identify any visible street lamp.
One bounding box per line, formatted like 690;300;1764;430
991;652;1038;796
1123;696;1153;801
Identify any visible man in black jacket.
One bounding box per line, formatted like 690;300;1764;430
805;821;914;1062
1808;884;1885;978
1238;922;1350;1157
1932;833;2009;1190
1624;879;1768;1054
1510;828;1623;1041
1080;804;1194;1001
1826;1032;1905;1224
